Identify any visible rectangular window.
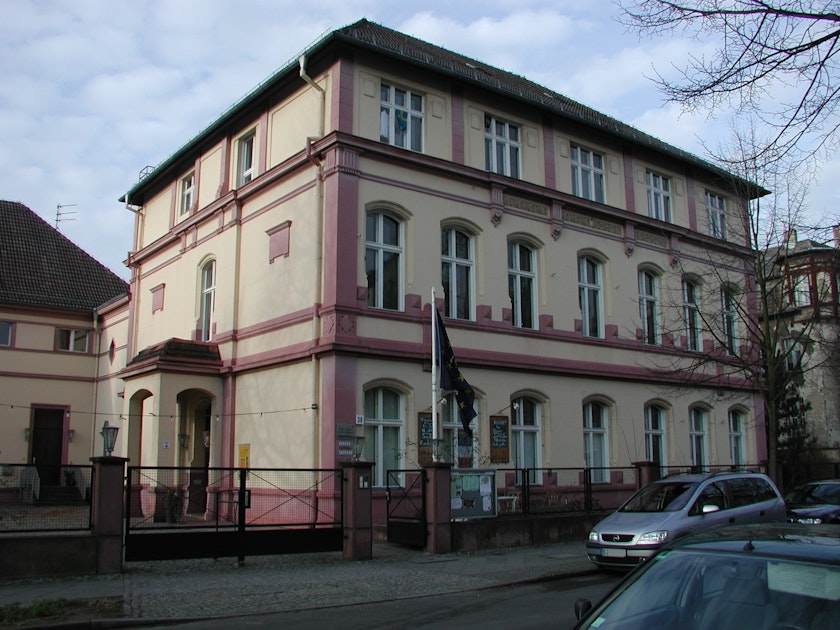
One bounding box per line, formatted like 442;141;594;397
57;328;88;353
645;406;666;473
729;410;744;466
793;274;810;306
508;242;536;329
646;170;671;222
380;83;423;152
721;288;738;355
179;172;195;215
236;131;255;187
690;408;706;468
782;337;802;372
706;192;726;239
578;257;603;338
571;144;605;203
484;115;520;178
366;212;402;310
0;321;11;347
442;227;474;320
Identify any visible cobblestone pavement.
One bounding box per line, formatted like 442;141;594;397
0;541;595;626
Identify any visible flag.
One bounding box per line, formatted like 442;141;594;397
435;309;476;435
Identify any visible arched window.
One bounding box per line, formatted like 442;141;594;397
689;407;708;469
583;400;609;482
578;256;603;338
512;396;541;484
721;286;738;355
682;278;701;351
441;226;474;320
638;269;659;345
198;260;215;342
365;211;403;310
441;393;476;469
508;241;536;329
644;404;667;471
363;387;404;487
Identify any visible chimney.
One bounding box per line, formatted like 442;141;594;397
783;229;798;248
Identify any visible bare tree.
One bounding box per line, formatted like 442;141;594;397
619;1;840;166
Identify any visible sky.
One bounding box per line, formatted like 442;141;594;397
1;0;838;280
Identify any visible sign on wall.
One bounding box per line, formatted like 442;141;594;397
418;412;432;465
451;469;496;518
490;415;509;463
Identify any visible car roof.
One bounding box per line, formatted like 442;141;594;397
662;523;840;564
654;471;768;484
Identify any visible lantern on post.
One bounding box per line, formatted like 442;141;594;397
100;421;119;457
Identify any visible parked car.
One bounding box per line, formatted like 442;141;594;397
573;522;840;629
786;479;840;525
586;471;785;568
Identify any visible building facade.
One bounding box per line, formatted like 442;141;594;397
116;20;766;495
0;200;129;478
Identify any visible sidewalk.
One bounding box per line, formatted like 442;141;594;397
0;541;594;626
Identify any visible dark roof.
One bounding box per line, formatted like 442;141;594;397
0;200;129;312
123;18;765;204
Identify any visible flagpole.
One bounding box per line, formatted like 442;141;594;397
431;287;439;462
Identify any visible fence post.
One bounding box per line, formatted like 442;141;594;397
90;456;128;574
341;461;373;560
584;468;592;513
633;461;660;490
423;461;452;554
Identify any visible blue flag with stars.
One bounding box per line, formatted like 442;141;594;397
435;309;476;436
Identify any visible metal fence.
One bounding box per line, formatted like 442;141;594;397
0;463;93;532
126;466;342;531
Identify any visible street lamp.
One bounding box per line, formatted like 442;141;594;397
100;421;119;457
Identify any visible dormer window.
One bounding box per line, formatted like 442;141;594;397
380;83;423;152
179;172;195;215
236;131;255;187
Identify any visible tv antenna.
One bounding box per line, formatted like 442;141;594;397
55;204;77;229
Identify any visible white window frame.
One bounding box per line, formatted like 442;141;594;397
646;170;671;222
365;212;403;311
441;393;477;469
706;191;727;239
638;269;659;345
57;328;88;353
644;405;667;472
782;337;803;372
583;401;609;483
199;260;216;342
689;408;707;469
179;172;195;215
793;274;811;306
236;130;256;187
363;387;404;487
571;144;605;203
484;114;520;178
682;279;701;351
508;241;536;329
728;409;745;466
0;321;11;347
578;256;603;338
721;287;738;355
441;227;475;320
512;397;541;485
380;83;424;152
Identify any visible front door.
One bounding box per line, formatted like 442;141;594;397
31;408;63;485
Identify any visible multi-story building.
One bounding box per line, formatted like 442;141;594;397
116;19;766;500
767;230;840;466
0;200;129;480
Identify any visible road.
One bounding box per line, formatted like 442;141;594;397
142;572;622;630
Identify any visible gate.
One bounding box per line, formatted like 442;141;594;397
125;466;342;562
385;469;426;548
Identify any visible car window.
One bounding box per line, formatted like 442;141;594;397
787;483;840;506
751;477;779;502
620;482;697;513
689;482;727;515
726;477;758;508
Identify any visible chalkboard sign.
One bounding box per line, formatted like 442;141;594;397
490;415;509;463
418;413;432;464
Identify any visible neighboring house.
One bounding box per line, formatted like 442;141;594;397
0;200;129;482
766;230;840;465
115;19;765;508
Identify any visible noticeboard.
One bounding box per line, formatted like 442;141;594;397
418;413;432;465
450;469;496;519
490;415;509;463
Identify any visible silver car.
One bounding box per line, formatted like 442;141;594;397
586;471;785;568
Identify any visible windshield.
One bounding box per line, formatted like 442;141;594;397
786;483;840;506
620;482;696;513
577;549;840;630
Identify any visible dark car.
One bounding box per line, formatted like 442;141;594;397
786;479;840;525
573;522;840;630
586;471;785;568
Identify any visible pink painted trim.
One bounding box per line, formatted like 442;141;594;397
332;58;354;133
622;151;636;213
451;87;464;164
542;119;555;189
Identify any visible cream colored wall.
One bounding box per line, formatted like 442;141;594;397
139;187;173;250
267;78;329;168
198;145;223;207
